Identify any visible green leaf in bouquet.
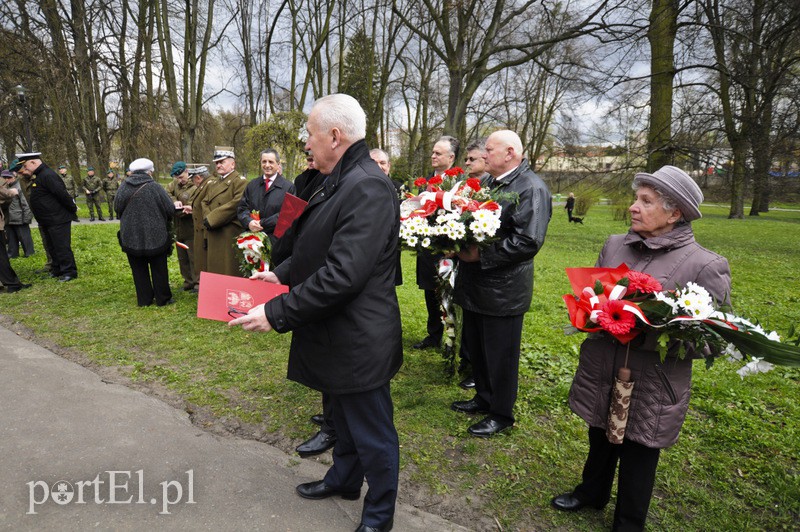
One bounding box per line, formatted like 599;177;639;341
708;324;800;367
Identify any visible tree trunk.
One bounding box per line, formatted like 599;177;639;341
646;0;678;172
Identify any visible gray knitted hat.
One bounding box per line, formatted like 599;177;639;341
633;165;703;221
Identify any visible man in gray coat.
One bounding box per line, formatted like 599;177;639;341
230;94;401;532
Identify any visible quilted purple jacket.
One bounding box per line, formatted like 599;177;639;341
568;224;731;448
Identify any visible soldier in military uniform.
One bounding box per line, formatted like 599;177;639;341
166;162;197;291
103;169;121;219
83;167;106;221
182;165;213;292
58;165;78;199
201;147;247;276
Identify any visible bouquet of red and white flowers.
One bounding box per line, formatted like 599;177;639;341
562;264;800;376
399;167;511;255
563;264;800;443
235;211;270;276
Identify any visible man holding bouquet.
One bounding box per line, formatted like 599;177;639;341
450;130;552;437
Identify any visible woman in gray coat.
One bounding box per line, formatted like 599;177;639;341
115;158;175;307
551;166;731;531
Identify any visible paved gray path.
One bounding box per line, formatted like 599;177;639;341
0;325;467;531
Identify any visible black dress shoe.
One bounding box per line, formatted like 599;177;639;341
450;399;488;415
4;283;32;293
412;336;440;349
467;417;513;437
295;480;360;500
551;492;606;511
458;376;475;389
296;430;336;457
157;298;176;306
355;518;393;532
58;275;77;282
310;414;324;426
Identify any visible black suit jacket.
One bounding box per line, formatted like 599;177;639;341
236;173;296;241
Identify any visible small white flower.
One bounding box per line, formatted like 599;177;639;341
421;237;431;248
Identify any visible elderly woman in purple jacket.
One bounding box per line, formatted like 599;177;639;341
551;166;731;531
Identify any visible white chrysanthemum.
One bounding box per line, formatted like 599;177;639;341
674;282;715;319
421;237;431;248
406;236;418;246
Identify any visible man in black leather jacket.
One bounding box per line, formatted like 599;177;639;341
450;130;552;437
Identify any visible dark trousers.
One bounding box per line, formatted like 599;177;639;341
323;384;398;528
6;224;35;257
41;222;77;278
320;392;336;437
38;226;54;271
0;230;23;289
126;253;172;306
461;309;523;423
573;427;661;532
424;289;443;340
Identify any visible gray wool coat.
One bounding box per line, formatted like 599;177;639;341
568;223;731;448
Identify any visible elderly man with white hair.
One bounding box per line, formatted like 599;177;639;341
115;158;176;307
230;94;402;532
450;130;552;437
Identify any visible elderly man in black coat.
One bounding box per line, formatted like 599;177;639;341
451;130;552;437
236;148;296;255
13;153;78;282
230;93;402;532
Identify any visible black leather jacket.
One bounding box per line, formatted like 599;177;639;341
454;159;552;316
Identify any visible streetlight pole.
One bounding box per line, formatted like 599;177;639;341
14;85;33;152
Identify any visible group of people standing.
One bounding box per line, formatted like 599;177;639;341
2;90;728;531
0;152;79;294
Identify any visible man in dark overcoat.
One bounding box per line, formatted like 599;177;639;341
230;94;402;532
13;153;79;282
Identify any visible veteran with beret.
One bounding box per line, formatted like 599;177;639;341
166;161;197;290
201;147;247;276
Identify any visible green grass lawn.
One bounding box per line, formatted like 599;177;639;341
3;204;799;530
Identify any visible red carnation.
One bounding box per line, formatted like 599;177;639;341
429;175;443;185
597;300;636;336
626;271;662;294
444;167;464;177
414;177;427;187
466;177;481;191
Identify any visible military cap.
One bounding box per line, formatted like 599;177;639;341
9;158;23;172
58;164;66;170
212;146;235;162
87;166;95;171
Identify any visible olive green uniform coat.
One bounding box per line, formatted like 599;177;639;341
191;176;214;286
103;175;121;219
201;170;246;276
166;178;197;289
